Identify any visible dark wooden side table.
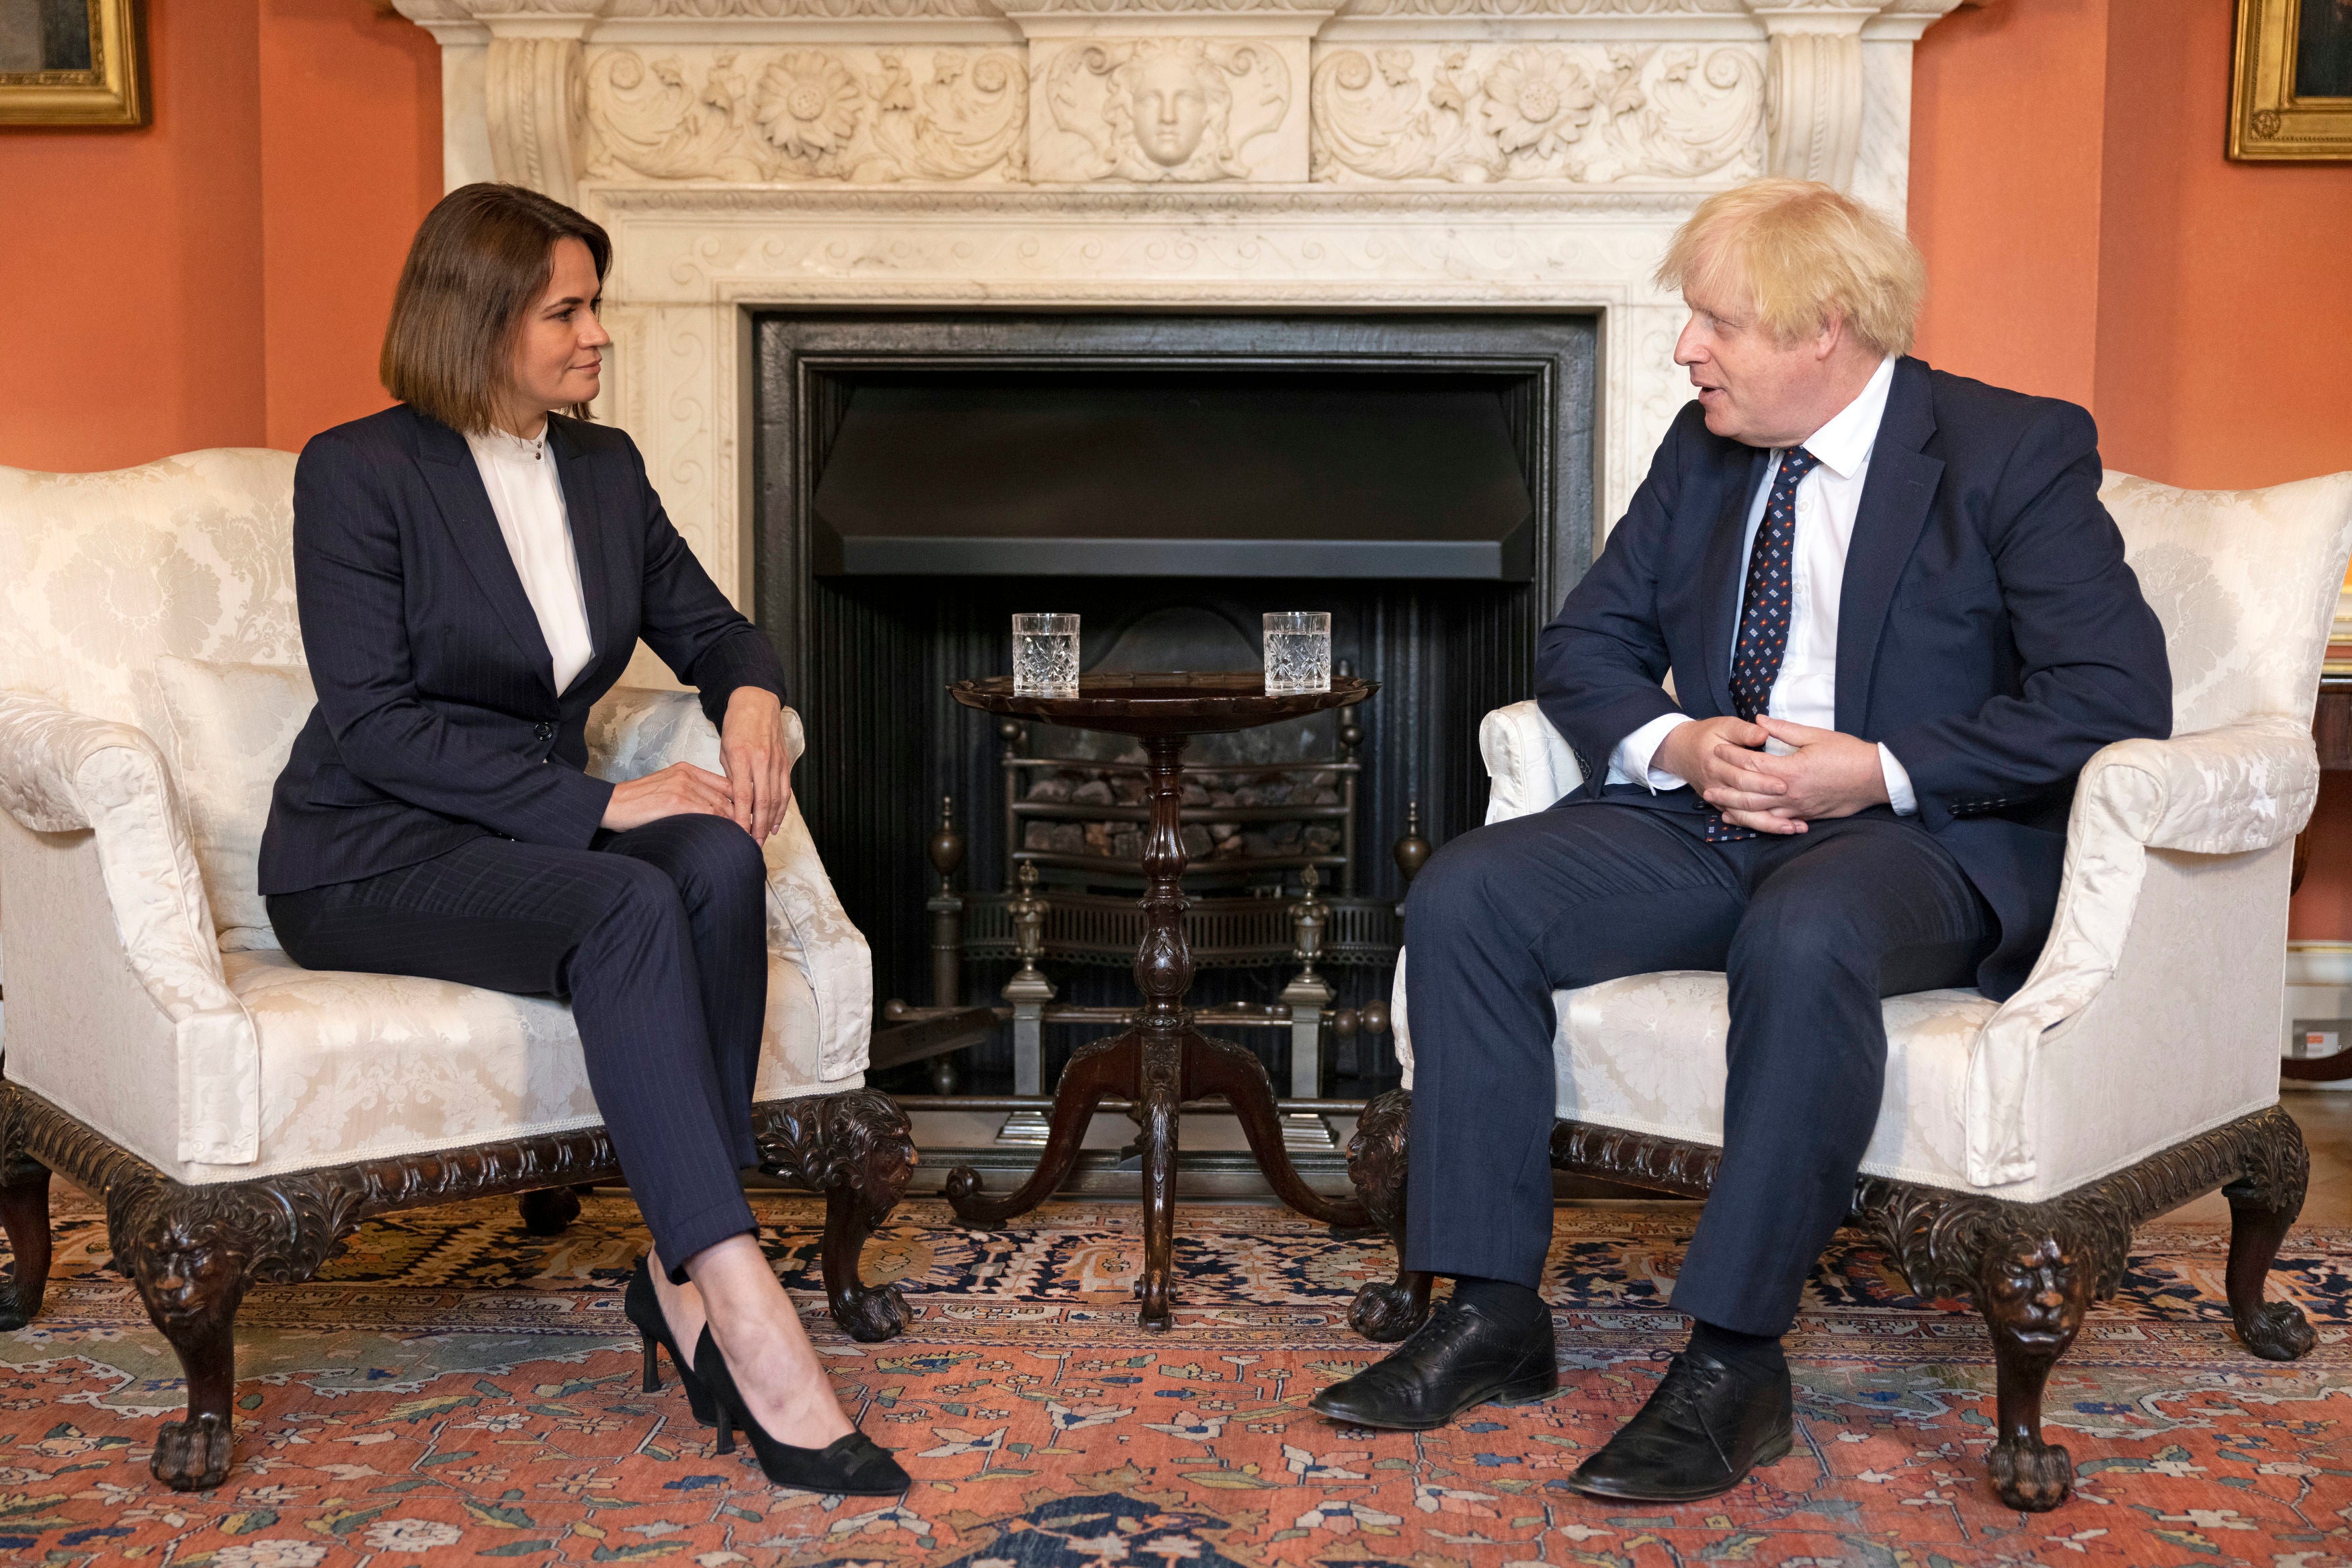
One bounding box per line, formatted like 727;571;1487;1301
2284;677;2352;1082
942;672;1376;1327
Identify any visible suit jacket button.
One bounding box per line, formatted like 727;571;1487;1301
534;722;554;741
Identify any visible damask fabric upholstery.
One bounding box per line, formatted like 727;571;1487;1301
206;948;843;1184
1398;468;2352;1198
155;656;315;947
0;451;306;742
0;449;874;1180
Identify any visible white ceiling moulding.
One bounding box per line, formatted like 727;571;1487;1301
390;0;1966;610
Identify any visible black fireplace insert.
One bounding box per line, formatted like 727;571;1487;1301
753;312;1597;1094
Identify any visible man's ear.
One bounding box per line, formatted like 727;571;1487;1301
1812;314;1846;362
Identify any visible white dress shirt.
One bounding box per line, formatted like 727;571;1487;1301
1605;353;1918;816
466;425;597;696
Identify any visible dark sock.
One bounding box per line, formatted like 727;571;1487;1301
1687;1318;1786;1378
1450;1276;1548;1334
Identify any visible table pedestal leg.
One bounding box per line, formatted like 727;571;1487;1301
1183;1030;1369;1230
1126;733;1195;1328
1138;1034;1181;1328
947;728;1370;1324
945;1035;1134;1226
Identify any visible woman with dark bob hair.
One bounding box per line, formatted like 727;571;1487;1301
257;183;906;1496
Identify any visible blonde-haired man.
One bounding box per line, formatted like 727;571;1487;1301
1312;180;2172;1501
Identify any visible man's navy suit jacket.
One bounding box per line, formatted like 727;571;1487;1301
257;403;787;896
1536;356;2173;1001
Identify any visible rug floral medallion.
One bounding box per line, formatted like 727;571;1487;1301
1;1190;2348;1567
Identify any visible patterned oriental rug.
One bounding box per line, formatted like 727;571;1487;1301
0;1192;2349;1567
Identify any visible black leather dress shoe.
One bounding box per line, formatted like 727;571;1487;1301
1310;1300;1556;1430
1568;1349;1794;1502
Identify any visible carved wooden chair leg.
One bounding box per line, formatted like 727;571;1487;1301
1976;1228;2091;1513
1344;1088;1431;1342
516;1186;584;1237
0;1151;52;1332
757;1088;917;1344
110;1187;257;1492
2222;1104;2316;1361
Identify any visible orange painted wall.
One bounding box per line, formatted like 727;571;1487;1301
1911;0;2352;490
0;0;266;471
2091;1;2352;496
256;1;446;453
1910;0;2112;410
0;0;439;472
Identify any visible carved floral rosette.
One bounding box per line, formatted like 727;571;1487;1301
1311;41;1761;184
586;45;1031;182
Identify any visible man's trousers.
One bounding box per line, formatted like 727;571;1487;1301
266;814;770;1282
1401;803;1992;1336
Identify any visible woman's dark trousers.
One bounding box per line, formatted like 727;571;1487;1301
1401;802;1992;1337
267;814;770;1279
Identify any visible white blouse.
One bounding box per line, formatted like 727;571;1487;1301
466;425;597;695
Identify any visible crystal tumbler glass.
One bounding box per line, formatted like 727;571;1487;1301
1012;613;1081;696
1263;611;1332;695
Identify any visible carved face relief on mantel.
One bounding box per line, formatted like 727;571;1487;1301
1038;39;1295;183
1130;52;1211;167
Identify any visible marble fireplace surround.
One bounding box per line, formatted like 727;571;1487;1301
393;0;1967;610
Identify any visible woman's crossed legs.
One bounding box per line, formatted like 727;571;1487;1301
267;814;851;1447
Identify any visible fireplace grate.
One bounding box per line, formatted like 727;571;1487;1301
955;887;1402;971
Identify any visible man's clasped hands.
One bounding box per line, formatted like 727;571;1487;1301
1654;715;1890;834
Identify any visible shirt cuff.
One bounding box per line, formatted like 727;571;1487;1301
1607;713;1695;792
1878;743;1917;816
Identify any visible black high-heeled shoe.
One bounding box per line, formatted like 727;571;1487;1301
623;1257;716;1426
693;1327;911;1496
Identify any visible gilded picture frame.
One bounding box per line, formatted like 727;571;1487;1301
0;0;144;128
2232;0;2352;160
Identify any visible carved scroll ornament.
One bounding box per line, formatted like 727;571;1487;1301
586;46;1029;182
490;36;592;202
1312;42;1761;184
1761;26;1859;186
1039;39;1294;183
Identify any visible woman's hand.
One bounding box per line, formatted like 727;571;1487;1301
601;762;737;832
720;687;793;842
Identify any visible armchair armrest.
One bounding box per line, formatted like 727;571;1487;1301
2068;716;2317;855
586;683;728;780
586;687;872;1080
0;691;261;1164
1391;700;1586;1076
1962;717;2317;1186
764;797;874;1082
1479;700;1585;824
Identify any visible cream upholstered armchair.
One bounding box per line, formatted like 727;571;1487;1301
0;450;914;1493
1345;468;2352;1513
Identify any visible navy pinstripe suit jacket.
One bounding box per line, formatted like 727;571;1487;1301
257;403;786;896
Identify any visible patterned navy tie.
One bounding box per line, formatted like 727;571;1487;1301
1702;445;1822;843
